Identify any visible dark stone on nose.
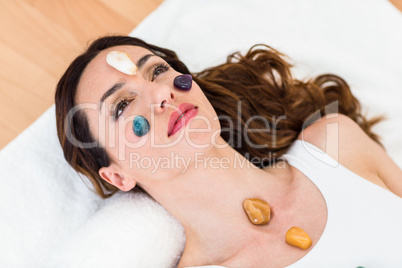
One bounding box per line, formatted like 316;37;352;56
173;74;192;91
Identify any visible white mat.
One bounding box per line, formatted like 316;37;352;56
1;0;401;267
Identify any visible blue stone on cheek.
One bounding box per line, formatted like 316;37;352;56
173;74;192;91
132;115;150;137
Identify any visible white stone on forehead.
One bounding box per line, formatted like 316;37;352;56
106;51;138;75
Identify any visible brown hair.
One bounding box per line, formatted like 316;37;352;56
55;36;383;198
193;45;383;167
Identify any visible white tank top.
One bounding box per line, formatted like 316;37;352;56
187;140;402;267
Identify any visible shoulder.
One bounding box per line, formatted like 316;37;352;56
297;113;402;197
297;113;373;167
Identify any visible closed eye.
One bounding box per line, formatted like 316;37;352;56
114;97;134;120
151;62;170;81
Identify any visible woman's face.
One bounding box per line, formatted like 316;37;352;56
75;45;220;185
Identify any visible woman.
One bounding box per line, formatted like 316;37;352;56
55;36;402;267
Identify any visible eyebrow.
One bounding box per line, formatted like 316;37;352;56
99;82;125;110
98;53;155;111
136;53;154;70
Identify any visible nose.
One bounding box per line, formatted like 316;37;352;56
150;84;175;113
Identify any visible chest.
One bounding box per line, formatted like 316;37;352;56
223;169;328;267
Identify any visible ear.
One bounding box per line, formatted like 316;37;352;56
99;166;136;192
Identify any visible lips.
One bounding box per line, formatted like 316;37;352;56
168;103;198;136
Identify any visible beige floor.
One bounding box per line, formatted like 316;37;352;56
0;0;163;149
0;0;401;150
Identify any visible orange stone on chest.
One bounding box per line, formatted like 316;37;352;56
243;198;271;225
285;227;312;250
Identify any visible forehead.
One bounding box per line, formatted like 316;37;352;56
89;45;153;74
76;45;153;105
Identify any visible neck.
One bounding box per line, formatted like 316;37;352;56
143;138;296;265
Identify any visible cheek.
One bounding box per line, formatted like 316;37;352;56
121;118;150;148
181;84;221;145
105;117;147;162
197;90;220;131
193;83;218;118
184;112;221;149
120;118;167;162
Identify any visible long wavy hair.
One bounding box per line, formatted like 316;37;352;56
55;35;383;198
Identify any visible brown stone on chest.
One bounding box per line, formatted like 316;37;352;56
243;198;271;225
